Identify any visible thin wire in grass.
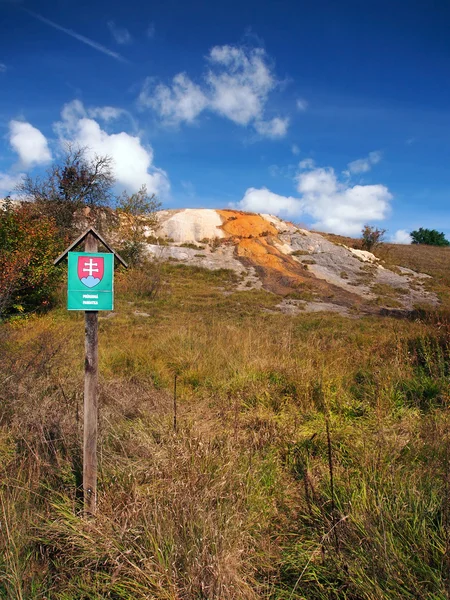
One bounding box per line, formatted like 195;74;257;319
287;515;349;600
325;416;340;554
173;373;178;433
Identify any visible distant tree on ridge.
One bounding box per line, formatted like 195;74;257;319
410;228;450;247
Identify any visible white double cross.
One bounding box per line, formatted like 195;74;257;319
83;258;99;277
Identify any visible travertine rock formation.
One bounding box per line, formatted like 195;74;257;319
144;209;437;315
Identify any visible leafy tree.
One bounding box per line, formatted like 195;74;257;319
117;185;161;265
361;224;386;251
0;203;62;318
410;228;450;247
16;145;117;238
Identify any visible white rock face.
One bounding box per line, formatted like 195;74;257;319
146;243;246;273
259;214;297;233
156;209;226;243
346;247;380;264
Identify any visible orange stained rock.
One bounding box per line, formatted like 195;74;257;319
216;210;306;286
218;210;278;238
237;237;305;284
206;210;366;305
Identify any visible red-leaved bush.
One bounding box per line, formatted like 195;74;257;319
0;202;63;317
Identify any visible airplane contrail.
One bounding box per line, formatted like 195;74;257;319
22;7;129;64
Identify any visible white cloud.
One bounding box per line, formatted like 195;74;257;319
0;172;25;196
55;100;169;197
147;23;155;39
298;167;337;195
140;73;208;124
369;151;382;164
207;45;275;125
296;166;392;235
88;106;126;121
237;187;301;216
391;229;412;244
347;159;370;174
254;117;289;138
0;63;6;73
347;150;382;174
107;20;132;45
299;158;315;170
140;43;289;138
291;144;300;155
9;120;52;167
296;98;308;111
236;162;393;236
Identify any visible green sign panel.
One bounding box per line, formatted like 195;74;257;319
68;252;114;311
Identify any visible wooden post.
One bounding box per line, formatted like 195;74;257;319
84;233;98;515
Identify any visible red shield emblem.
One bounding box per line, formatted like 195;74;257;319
78;256;104;288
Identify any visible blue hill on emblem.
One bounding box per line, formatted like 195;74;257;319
81;275;101;288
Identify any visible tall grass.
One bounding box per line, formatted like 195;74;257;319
1;263;450;598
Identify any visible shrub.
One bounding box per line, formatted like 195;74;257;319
0;203;62;317
361;224;386;251
115;258;164;301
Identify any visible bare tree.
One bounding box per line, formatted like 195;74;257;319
16;145;117;237
117;185;161;265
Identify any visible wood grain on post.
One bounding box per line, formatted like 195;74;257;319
84;233;98;515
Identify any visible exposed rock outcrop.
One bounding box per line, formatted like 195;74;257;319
144;209;438;315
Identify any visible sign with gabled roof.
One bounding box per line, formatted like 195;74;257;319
53;226;128;268
54;227;127;313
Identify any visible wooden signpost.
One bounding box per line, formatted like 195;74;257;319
54;228;127;515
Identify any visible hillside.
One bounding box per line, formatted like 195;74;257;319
1;212;450;599
145;209;439;315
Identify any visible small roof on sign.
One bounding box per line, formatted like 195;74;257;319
53;227;128;268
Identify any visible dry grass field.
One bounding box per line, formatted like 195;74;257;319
1;245;450;599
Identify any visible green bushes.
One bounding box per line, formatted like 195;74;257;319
411;228;450;247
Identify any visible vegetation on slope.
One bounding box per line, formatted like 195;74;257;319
1;255;450;599
375;243;450;308
321;231;450;310
0;202;63;318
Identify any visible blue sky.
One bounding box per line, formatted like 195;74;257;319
1;0;450;240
